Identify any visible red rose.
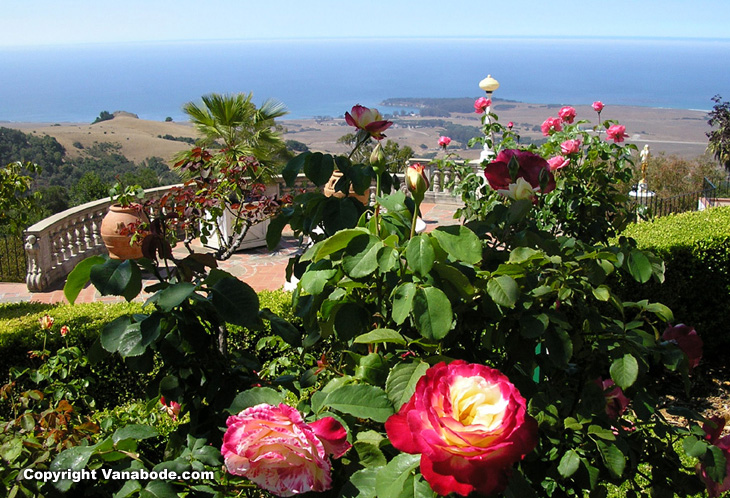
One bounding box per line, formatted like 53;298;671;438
438;136;451;148
385;361;538;496
560;139;582;155
700;416;730;497
474;97;492;114
592;101;605;113
558;106;577;123
541;116;563;136
547;156;570;172
597;378;630;419
485;149;556;194
606;124;629;143
662;324;703;372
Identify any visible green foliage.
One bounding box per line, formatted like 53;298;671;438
92;110;114;124
0;161;43;235
617;207;730;357
706;95;730;172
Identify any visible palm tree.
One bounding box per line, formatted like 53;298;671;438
182;92;288;175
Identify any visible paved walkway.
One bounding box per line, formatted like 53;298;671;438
0;203;459;304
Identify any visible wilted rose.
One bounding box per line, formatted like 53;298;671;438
485;149;556;195
222;403;350;497
541;116;563;136
385;361;538;496
606;124;629;143
592;101;605;113
597;378;630;419
344;105;393;140
547;156;570;172
560;139;582;155
438;136;451;148
558;106;577;123
160;396;181;420
662;324;703;371
474;97;492;114
700;416;730;497
39;314;54;331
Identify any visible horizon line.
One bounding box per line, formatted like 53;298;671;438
2;34;730;50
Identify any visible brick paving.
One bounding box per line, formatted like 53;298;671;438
0;203;459;305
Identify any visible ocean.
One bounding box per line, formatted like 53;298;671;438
1;37;729;123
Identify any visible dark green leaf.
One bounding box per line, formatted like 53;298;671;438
315;228;368;261
140;481;178;498
64;255;106;304
344;235;382;278
627;249;652;283
406;235;435;277
90;258;142;300
210;277;259;328
322;384;393;423
228;387;285;414
375;453;421;498
260;308;301;346
610;354;639;389
431;225;482;264
597;441;625;478
113;424;158;444
487;275;519;308
392;282;417;325
558;449;581;478
386;361;429;411
354;328;407;345
412;286;452;340
304;152;335;186
282;152;310;186
682;435;708;458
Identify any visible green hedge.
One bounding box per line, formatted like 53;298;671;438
618;207;730;358
0;290;296;408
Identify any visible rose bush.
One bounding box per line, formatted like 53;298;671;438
385;361;537;496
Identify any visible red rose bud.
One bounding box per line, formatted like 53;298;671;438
406;163;429;201
438;136;451;148
592;101;605;113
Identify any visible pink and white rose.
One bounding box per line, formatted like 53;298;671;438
558;106;577;123
474;97;492;114
438;136;451;148
344;105;393;140
222;403;350;497
385;361;538;496
541;116;563;136
39;314;54;330
592;101;605;113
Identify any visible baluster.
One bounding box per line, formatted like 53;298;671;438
432;170;441;194
443;168;452;195
73;218;84;256
52;229;66;266
82;214;94;251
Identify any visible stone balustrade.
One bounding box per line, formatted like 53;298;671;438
24;185;179;292
23;163;473;292
24;175;318;292
406;158;480;205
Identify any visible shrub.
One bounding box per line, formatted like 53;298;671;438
0;302;147;409
618;207;730;357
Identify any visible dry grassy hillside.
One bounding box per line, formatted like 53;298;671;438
4;102;712;166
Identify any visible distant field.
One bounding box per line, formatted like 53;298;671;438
4;101;711;167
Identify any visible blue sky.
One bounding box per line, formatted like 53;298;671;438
1;0;728;47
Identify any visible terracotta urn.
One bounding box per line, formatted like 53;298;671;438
99;204;150;260
323;170;370;205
